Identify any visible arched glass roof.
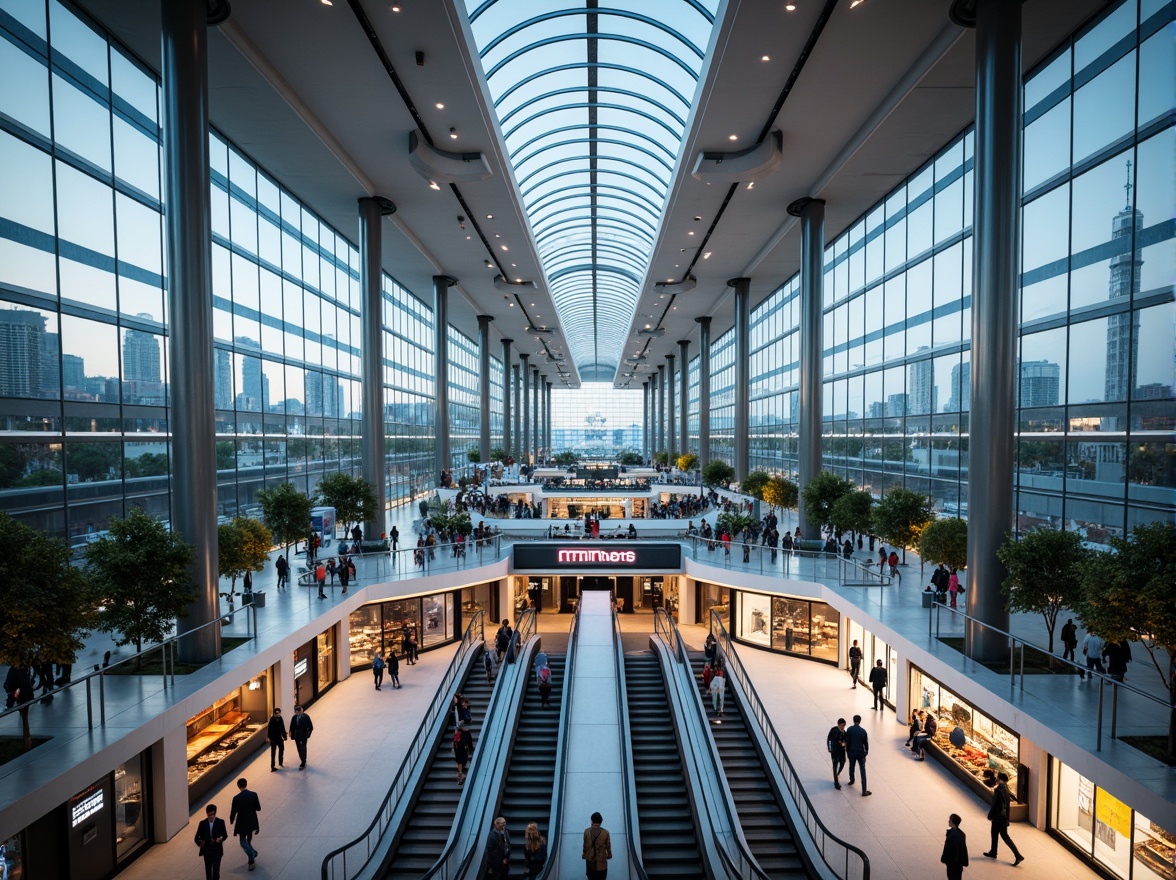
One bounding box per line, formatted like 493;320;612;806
466;0;719;378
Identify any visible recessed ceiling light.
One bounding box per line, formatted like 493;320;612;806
435;102;445;109
747;181;755;190
703;252;712;259
449;127;457;139
511;263;517;268
428;180;440;190
761;55;770;61
518;279;523;284
321;0;332;5
486;214;493;219
494;233;500;238
530;303;535;307
688;231;695;236
501;245;508;251
728;134;738;141
509;302;514;307
466;235;471;240
391;4;401;11
785;4;796;10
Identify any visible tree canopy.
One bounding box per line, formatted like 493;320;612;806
257;482;314;555
0;514;94;749
716;510;759;540
676;452;699;472
553;450;579;466
830;490;874;537
762;475;799;512
740;470;771;500
617;450;643;466
702;459;735;489
315;472;378;536
997;527;1090;653
871;488;933;562
801;471;855;533
218;516;273;595
918;518;968;571
86;507;196;657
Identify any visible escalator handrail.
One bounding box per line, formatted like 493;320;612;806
709;610;871;880
652;610;771;880
614;607;654;880
321;610;486;880
419;609;539;880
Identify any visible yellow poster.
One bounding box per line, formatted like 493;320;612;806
1095;788;1131;838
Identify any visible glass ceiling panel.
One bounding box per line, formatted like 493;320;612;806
466;0;719;376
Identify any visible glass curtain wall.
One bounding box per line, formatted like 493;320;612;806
0;0;437;543
383;281;435;505
709;328;736;466
686;355;699;456
738;0;1174;542
448;325;479;470
490;354;504;452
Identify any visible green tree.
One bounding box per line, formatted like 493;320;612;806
1075;522;1176;757
86;508;196;661
257;482;314;557
872;488;933;562
677;452;699;473
740;470;771;500
315;472;378;539
216;441;236;470
998;527;1090;655
653;451;669;467
218;516;273;596
617;450;643;466
554;450;579;466
801;471;855;533
831;490;874;538
762;475;799;513
19;467;63;488
490;447;509;463
0;514;94;749
716;510;759;540
702;459;736;489
0;445;25;489
466;448;481;463
69;444;120;482
124;452;170;478
431;509;473;537
918;518;968;571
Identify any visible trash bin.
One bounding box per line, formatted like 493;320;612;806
921;591;934;608
252;591;265;608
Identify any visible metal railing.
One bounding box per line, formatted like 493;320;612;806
320;610;485;880
0;601;258;731
709;610;871;880
614;604;653;880
297;534;504;583
685;536;892;587
927;601;1170;752
652;610;772;880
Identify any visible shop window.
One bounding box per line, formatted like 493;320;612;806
461;582;491;619
1;834;23;880
186;675;270;789
349;605;381;668
316;629;335;690
114;754;148;862
1133;813;1175;880
421;592;452;648
698;582;729;625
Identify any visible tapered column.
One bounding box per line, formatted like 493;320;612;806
163;0;218;662
963;0;1021;662
433;275;456;480
656;364;666;456
501;339;513;456
642;382;651;460
532;368;541;463
477;316;493;462
729;278;751;481
359;197;393;543
512;365;521;460
520;355;531;465
696;317;711;470
678;340;690;455
665;354;677;460
789;198;826;540
545;382;552;461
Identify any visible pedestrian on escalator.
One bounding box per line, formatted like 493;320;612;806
537;663;553;708
709;667;726;718
453;720;474;784
582;812;612;880
483;816;510;880
523;822;547;879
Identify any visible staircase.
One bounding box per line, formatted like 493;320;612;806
497;655;565;877
691;654;806;877
382;647;495;879
625;652;706;880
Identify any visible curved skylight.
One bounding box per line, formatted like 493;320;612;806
466;1;719;380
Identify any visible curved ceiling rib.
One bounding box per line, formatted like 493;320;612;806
465;0;718;378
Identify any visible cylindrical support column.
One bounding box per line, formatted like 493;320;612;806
433;275;456;480
545;382;552;462
696;317;712;471
656;364;666;456
790;198;826;540
965;0;1021;662
532;368;541;463
512;365;521;460
729;278;751;482
678;340;690;456
665;354;677;461
520;355;531;465
642;382;651;461
477;316;493;463
359;197;392;542
500;339;513;456
163;0;218;663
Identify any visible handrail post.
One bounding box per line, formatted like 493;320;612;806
170;640;176;688
1009;640;1015;699
99;671;106;725
1096;677;1104;751
162;644;168;690
86;677;93;729
1110;682;1118;741
1019;645;1025;694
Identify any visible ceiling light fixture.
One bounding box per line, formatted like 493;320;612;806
747;181;755;190
637;328;666;338
500;245;508;251
321;0;332;5
728;134;738;141
449;127;457;139
435;102;444;109
654;277;697;295
849;0;865;6
391;4;400;11
428;180;440;190
703;252;712;260
486;214;493;219
761;55;770;61
785;3;795;10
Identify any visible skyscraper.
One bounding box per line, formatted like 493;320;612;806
1018;360;1061;408
215;348;233;410
0;309;44;397
908;348;936;415
947;361;970;413
123;319;161;383
1105;161;1142;406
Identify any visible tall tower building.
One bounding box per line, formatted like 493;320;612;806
908;348;936;415
947;361;970;413
0;309;45;397
123;319;161;383
1105;161;1142;406
215;348;233;410
1018;360;1061;408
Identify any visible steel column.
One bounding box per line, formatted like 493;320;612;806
520;355;530;465
433;275;456;480
657;364;666;457
477;316;493;462
729;278;751;481
791;198;826;540
501;339;513;456
678;340;690;455
359;197;392;541
532;367;541;463
666;354;677;460
696;317;711;470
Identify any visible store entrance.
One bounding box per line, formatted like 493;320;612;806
513;574;679;619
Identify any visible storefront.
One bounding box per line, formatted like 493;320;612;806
186;671;272;802
1051;761;1175;880
544;496;648;520
846;619;898;705
729;591;840;662
6;750;152;879
348;588;470;670
697;582;730;626
910;666;1025;818
292;629;336;709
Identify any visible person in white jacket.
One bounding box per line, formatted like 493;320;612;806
709;669;726;718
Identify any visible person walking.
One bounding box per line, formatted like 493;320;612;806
827;717;847;789
868;659;888;710
266;707;287;771
847;640;862;688
289;705;313;770
888;550;900;580
1104;639;1131;682
582;812;612;880
484;648;498;682
941;813;969;880
483;816;511;880
983;772;1024;865
194;803;228;880
390;525;399;554
404;630;419;665
1060;619;1079;667
315;561;327;599
538;663;553;708
709;667;726;718
453;719;474;784
1082;631;1105;680
275;554;288;589
948;569;961;608
844;714;871;796
387;648;401;689
523;821;548;879
372;652;385;690
229;777;261;871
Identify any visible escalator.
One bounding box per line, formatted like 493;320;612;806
495;655;566;877
691;654;805;877
626;653;707;880
383;647;496;879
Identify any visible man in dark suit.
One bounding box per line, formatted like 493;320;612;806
843;715;871;796
194;803;228;880
941;813;969;880
984;772;1024;865
483;815;511;880
267;707;287;771
289;705;314;769
229;777;261;871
